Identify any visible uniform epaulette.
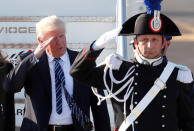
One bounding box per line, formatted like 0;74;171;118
104;53;123;70
176;64;193;84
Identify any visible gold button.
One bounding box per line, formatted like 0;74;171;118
135;121;138;124
134;83;138;85
134;92;138;95
134;101;138;105
135;73;139;76
162;124;165;128
136;64;139;67
161;115;165;118
162;105;166;108
163;95;167;99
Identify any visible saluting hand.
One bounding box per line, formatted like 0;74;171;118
34;37;55;59
92;26;122;50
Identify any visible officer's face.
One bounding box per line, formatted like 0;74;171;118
134;35;165;59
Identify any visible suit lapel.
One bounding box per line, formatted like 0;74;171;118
67;48;76;65
67;49;79;99
36;52;52;102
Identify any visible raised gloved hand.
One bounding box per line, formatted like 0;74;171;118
92;26;122;50
34;37;55;59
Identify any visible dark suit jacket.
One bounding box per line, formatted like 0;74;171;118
192;82;194;114
4;49;111;131
0;62;15;131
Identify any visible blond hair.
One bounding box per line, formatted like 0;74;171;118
36;15;65;38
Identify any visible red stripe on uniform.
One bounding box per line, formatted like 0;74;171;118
83;48;97;60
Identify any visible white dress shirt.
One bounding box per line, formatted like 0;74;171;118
47;51;74;125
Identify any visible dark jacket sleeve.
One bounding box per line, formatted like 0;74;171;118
4;91;15;131
177;81;194;131
3;52;37;93
90;88;111;131
70;44;105;89
192;83;194;114
0;63;15;131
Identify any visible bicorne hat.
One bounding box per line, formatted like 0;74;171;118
119;0;181;36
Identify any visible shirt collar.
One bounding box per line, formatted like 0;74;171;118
46;50;68;63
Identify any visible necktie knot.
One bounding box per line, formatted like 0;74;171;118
54;58;61;62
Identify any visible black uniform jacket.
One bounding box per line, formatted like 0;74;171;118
0;62;15;131
70;44;194;131
3;49;111;131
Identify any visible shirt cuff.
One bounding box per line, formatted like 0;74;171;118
33;54;39;63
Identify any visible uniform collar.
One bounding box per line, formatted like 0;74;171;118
135;53;163;66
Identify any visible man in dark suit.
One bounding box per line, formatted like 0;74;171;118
3;15;111;131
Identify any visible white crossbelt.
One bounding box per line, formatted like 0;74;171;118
119;61;176;131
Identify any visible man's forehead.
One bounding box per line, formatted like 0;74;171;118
43;28;65;35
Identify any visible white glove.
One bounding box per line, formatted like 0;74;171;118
34;37;55;59
105;53;123;70
92;26;122;50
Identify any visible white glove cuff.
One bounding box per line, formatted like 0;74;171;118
92;42;102;51
92;26;122;51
